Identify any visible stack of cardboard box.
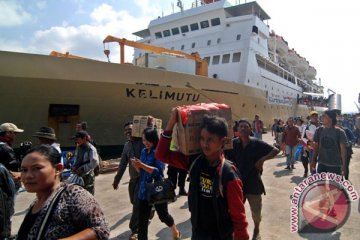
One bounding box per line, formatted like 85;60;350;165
172;103;233;155
132;116;162;138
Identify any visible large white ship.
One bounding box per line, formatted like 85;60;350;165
0;0;329;156
133;0;325;109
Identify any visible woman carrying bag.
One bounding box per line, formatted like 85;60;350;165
17;145;109;240
131;128;180;240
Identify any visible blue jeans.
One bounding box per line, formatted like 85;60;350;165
254;132;262;140
286;145;297;166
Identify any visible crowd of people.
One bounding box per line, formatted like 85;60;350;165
270;110;357;179
0;122;107;240
0;108;358;240
298;95;327;107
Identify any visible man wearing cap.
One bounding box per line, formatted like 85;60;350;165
73;131;99;195
33;126;61;153
301;111;320;177
0;122;23;239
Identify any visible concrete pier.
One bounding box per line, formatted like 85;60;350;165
12;133;360;239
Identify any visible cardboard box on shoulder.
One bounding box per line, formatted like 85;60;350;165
172;103;233;155
132;115;162;138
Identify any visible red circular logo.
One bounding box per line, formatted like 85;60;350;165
301;181;350;231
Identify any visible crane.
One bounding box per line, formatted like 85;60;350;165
102;35;208;76
49;51;90;60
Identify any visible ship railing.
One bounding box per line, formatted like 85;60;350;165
255;53;324;94
191;0;218;8
298;96;328;108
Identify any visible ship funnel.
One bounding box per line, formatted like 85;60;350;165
328;93;342;113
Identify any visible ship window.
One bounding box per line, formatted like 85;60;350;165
242;103;246;107
180;25;189;33
200;20;209;29
192;42;196;48
181;44;185;50
217;38;221;44
211;17;221;26
236;34;241;40
252;25;258;34
207;40;211;46
190;23;199;31
212;55;220;65
163;30;171;37
232;52;241;62
204;56;210;65
171;27;180;35
155;32;162;39
222;54;230;64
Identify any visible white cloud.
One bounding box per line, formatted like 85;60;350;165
0;1;32;27
36;1;47;10
27;3;153;63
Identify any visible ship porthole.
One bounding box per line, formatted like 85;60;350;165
242;104;246;107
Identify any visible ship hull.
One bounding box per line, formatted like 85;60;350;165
0;51;310;151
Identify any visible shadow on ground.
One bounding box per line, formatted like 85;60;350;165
155;219;191;240
298;223;341;240
109;229;132;240
110;212;132;231
290;175;305;185
273;169;295;178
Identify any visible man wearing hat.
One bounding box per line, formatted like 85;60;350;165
72;131;99;195
311;110;348;175
0;123;23;239
301;111;320;177
33;126;61;153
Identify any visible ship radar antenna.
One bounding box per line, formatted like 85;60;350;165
177;0;183;12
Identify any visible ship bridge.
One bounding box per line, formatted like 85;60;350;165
224;1;270;21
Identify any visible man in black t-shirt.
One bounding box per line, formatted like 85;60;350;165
226;120;279;240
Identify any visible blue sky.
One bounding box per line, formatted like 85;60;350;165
1;0;359;113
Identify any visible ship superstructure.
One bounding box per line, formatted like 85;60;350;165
133;0;324;108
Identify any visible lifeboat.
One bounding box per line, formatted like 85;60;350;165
285;49;300;66
275;36;288;57
305;66;317;80
268;34;276;52
296;57;309;73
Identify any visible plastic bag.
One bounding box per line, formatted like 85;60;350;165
65;173;84;186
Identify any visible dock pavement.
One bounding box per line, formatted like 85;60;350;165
12;133;360;239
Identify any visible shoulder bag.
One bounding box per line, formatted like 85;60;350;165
146;176;176;205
